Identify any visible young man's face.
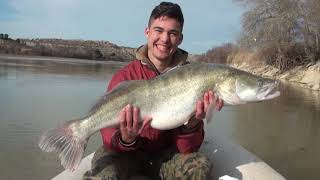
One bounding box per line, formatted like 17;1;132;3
144;16;183;62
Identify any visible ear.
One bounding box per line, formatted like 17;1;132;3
178;33;183;45
144;27;150;38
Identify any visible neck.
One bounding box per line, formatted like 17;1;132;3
148;54;174;73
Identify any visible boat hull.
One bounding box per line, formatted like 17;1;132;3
53;135;286;180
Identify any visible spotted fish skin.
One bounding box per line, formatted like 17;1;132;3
39;62;280;171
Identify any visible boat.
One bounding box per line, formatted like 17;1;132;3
53;135;286;180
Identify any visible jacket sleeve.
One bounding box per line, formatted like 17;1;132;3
100;127;140;152
173;120;205;153
100;69;140;152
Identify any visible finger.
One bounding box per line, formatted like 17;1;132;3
132;107;139;131
208;90;214;104
195;100;204;119
217;98;224;111
126;104;133;130
203;92;209;112
212;91;218;107
119;108;126;126
221;99;224;108
119;108;127;131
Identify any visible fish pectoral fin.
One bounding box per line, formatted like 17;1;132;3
226;94;246;105
205;101;218;124
217;85;246;105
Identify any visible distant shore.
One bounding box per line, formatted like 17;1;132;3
0;38;135;62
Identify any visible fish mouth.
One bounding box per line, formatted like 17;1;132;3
257;81;280;100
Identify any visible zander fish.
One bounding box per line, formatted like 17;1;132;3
39;62;280;171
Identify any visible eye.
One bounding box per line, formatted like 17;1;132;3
169;32;178;36
153;28;163;33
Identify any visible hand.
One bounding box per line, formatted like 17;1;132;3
196;90;224;119
119;104;151;144
184;91;224;129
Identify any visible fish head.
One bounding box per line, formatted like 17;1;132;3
235;74;280;103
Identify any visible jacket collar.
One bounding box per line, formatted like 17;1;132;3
135;44;189;75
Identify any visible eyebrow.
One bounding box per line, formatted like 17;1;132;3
153;26;181;33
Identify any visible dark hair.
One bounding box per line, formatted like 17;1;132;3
148;2;184;30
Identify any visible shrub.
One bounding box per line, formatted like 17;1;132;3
257;43;319;71
196;43;237;64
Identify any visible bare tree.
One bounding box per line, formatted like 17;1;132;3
234;0;320;70
307;0;320;52
235;0;300;47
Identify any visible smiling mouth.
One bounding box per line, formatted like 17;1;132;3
156;44;170;52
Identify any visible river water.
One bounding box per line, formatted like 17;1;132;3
0;56;319;180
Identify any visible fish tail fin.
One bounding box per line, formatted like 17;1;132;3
38;124;87;171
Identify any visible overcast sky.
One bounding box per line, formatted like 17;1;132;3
0;0;245;54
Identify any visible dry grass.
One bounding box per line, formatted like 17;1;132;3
256;43;319;71
195;43;236;64
198;42;319;72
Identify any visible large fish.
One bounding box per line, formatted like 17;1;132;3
39;62;280;171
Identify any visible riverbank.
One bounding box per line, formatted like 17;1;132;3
230;62;320;91
224;50;320;91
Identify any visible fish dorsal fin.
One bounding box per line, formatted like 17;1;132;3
89;95;108;114
89;80;142;113
111;80;142;92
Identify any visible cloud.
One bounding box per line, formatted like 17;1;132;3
2;0;152;41
2;0;79;37
1;0;244;54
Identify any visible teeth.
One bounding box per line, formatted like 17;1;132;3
157;45;169;51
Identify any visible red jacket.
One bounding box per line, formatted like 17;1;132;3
100;45;204;153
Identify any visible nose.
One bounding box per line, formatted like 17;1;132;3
160;32;170;43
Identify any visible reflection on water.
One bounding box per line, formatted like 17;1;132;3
0;56;319;180
207;82;320;180
0;56;123;180
0;57;124;79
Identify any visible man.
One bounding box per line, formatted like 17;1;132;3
84;2;223;180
